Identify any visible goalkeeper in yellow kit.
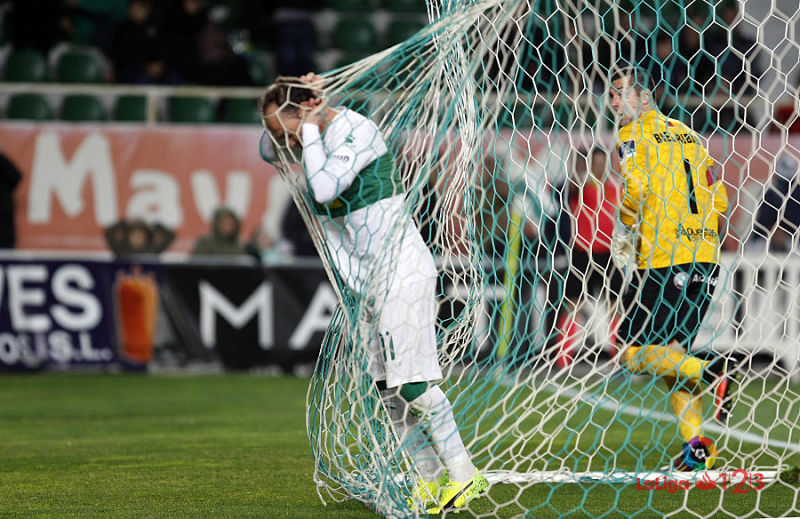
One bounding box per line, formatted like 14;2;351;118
608;67;738;471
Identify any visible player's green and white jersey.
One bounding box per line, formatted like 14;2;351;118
301;108;436;297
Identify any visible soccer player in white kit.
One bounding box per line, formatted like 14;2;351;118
259;75;487;513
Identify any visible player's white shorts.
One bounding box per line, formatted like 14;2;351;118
365;277;443;388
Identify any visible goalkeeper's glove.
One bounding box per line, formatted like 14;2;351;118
611;222;636;270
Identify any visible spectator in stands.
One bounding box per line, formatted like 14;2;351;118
595;15;647;80
112;0;178;84
104;220;175;257
0;150;23;249
244;225;293;264
192;207;246;256
125;219;154;254
262;1;321;77
677;9;717;95
162;0;252;86
150;223;176;253
645;32;683;102
707;2;763;96
550;147;624;367
517;15;567;94
104;220;130;256
753;154;800;252
62;0;128;56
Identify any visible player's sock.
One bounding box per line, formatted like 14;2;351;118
668;387;703;442
406;385;477;482
621;344;704;383
381;390;444;482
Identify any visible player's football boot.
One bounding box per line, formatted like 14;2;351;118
407;472;448;511
426;472;488;514
702;355;741;424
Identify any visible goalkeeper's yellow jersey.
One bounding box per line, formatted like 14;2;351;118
616;109;728;269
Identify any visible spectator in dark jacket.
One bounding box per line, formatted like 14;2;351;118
162;0;252;85
112;0;178;84
192;207;246;256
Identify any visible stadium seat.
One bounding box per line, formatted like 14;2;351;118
386;20;424;47
4;49;48;82
168;97;216;124
61;95;106;122
114;95;148;122
219;97;260;124
56;50;105;83
328;0;373;11
382;0;426;12
333;18;378;53
6;93;53;120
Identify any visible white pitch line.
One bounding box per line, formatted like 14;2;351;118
550;385;800;453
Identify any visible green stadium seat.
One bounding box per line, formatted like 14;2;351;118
56;50;105;83
6;93;53;120
382;0;426;12
386;20;424;47
328;0;373;11
61;95;106;122
114;95;148;122
333;18;378;53
4;49;48;82
220;98;260;124
169;97;216;124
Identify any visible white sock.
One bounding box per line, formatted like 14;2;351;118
409;386;477;482
381;390;444;482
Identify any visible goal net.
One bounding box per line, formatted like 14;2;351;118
262;0;800;517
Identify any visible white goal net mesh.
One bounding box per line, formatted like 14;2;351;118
261;0;800;517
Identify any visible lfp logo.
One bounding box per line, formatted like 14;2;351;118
682;436;717;470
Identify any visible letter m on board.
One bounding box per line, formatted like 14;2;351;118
199;280;274;350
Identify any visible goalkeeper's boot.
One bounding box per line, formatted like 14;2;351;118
427;472;488;514
702;355;741;424
407;472;448;511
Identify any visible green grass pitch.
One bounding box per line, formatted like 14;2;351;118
1;374;798;518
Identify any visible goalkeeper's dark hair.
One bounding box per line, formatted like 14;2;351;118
259;77;318;116
610;66;655;95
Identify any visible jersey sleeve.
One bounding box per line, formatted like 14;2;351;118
617;131;644;226
301;122;379;205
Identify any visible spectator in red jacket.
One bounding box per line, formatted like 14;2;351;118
553;147;625;367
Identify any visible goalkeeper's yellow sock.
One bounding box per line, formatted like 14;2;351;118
621;345;707;384
668;383;704;442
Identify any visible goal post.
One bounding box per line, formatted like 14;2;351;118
263;0;800;517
